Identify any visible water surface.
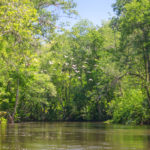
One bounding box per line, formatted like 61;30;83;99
0;122;150;150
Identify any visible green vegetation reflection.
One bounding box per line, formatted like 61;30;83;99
0;122;150;150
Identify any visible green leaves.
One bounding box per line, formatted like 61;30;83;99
109;89;149;125
1;0;150;124
0;0;38;40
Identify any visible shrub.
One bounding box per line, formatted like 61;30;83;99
109;89;150;125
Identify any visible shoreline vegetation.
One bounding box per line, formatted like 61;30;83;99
1;0;150;125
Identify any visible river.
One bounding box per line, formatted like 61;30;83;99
0;122;150;150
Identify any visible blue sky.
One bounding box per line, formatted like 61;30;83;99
57;0;116;28
73;0;116;26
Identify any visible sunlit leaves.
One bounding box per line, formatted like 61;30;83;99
0;0;38;39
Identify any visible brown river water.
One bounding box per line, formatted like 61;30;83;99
0;122;150;150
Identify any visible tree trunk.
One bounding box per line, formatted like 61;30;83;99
8;113;14;124
12;78;19;122
97;102;101;120
143;49;150;107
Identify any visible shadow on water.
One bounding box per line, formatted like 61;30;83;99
0;122;150;150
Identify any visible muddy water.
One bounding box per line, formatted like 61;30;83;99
0;122;150;150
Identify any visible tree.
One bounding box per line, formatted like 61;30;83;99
116;0;150;106
0;0;39;122
31;0;77;40
0;0;77;123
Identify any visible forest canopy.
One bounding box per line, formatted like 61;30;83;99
0;0;150;125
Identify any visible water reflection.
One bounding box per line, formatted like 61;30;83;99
0;122;150;150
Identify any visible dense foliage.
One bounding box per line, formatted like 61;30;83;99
0;0;150;125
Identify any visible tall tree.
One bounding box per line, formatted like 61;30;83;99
116;0;150;105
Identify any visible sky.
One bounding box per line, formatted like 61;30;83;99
56;0;116;29
73;0;116;26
